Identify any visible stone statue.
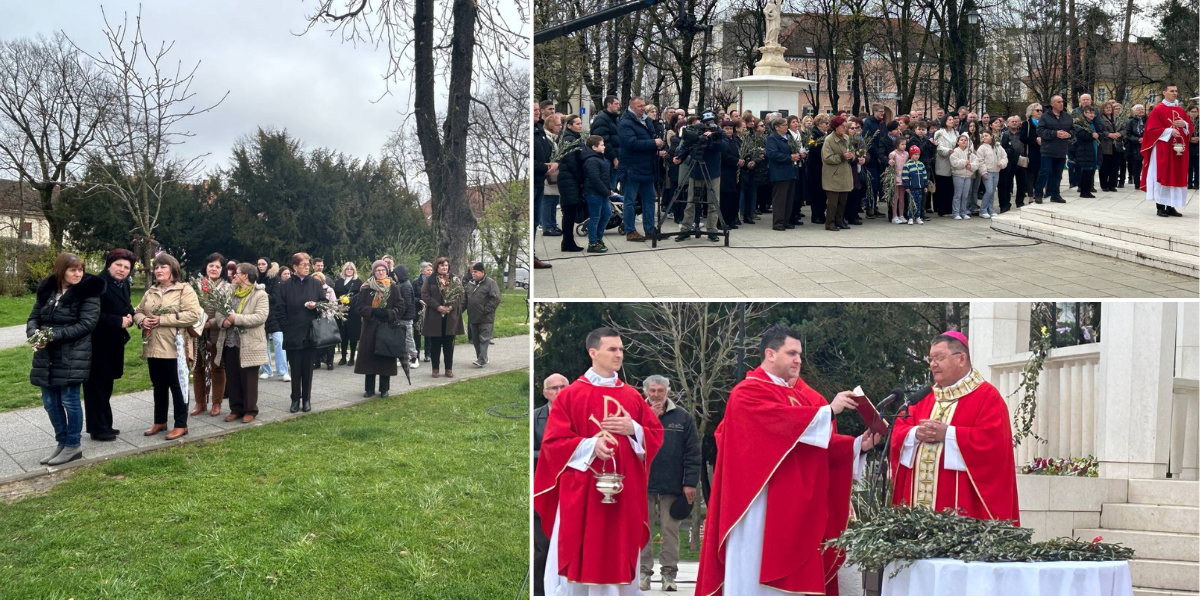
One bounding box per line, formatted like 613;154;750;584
764;0;781;47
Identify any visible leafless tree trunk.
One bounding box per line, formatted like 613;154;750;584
307;0;527;274
74;9;226;285
0;33;108;250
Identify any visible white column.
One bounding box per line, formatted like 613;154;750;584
969;301;1031;381
1096;302;1178;479
1176;302;1199;380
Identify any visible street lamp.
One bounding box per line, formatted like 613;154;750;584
966;8;981;114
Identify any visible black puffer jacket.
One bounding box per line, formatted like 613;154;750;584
393;265;417;322
27;274;105;388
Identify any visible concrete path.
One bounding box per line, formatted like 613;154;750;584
640;561;864;595
0;324;26;352
0;335;530;485
534;185;1199;299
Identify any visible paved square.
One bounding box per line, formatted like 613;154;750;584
534;186;1198;299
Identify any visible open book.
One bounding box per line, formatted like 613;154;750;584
851;385;890;436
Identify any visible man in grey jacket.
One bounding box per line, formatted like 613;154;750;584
640;375;702;592
464;262;501;367
533;373;569;597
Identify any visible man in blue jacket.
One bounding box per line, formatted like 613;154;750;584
674;111;728;242
618;96;666;242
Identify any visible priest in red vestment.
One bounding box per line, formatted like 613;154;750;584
889;331;1020;524
696;324;883;596
1140;83;1193;217
534;327;664;595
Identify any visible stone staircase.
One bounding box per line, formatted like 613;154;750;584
1076;478;1199;596
991;203;1199;278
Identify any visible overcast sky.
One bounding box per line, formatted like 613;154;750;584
3;1;529;175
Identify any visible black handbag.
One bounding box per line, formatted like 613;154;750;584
374;322;408;358
308;317;341;348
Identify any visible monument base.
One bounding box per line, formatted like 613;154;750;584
752;44;792;77
729;74;815;120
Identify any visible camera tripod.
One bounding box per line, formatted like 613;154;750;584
653;155;731;248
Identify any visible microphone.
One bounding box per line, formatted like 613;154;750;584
875;388;907;411
906;386;932;406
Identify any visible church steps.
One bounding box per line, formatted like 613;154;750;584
1133;586;1196;596
1100;503;1199;534
1126;559;1199;593
1128;478;1200;507
1073;528;1199;562
991;215;1199;278
1015;205;1199;255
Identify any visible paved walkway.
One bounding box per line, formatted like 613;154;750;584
534;186;1199;299
0;324;26;352
640;561;864;595
0;335;530;485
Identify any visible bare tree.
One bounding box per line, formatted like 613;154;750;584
875;0;939;114
74;9;226;284
381;123;430;200
0;33;108;250
306;0;528;274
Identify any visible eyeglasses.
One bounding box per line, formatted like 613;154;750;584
1033;109;1042;112
926;352;965;366
545;385;567;391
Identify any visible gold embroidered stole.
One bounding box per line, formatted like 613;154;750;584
912;368;985;508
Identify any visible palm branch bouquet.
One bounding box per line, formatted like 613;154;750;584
440;276;464;309
314;300;348;322
142;303;181;348
738;131;765;182
27;327;53;348
191;276;236;318
549;134;583;163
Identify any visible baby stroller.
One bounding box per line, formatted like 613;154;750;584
574;193;625;239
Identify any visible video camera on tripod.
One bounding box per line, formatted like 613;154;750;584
681;121;721;151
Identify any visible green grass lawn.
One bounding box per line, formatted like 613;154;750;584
0;371;530;599
0;289;526;413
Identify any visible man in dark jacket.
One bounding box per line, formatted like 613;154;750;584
674;111;728;241
618;97;665;241
533;373;569;597
999;115;1026;211
590;95;622;187
639;375;701;593
862;105;886;139
464;262;501;367
1035;95;1074;203
392;264;419;368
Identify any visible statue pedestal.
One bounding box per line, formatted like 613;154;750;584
752;44;792;77
730;69;815;120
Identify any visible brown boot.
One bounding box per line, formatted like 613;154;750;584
143;423;168;436
224;413;242;422
241;414;255;423
165;427;189;441
189;400;207;416
432;369;440;378
445;370;455;378
209;401;221;417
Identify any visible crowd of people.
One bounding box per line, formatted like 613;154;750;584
532;85;1195;260
25;249;502;467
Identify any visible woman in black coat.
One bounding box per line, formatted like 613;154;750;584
28;253;104;466
354;260;404;397
276;252;325;413
333;261;363;365
84;249;136;442
557;115;586;253
719;121;743;228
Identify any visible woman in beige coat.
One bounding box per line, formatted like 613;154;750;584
134;253;202;440
820;116;854;231
215;263;271;423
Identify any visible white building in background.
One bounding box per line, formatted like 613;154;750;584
969;302;1198;595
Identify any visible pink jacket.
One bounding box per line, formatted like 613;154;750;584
888;149;909;181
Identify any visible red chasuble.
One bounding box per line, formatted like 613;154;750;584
533;376;663;586
1140;101;1193;191
889;378;1020;524
696;368;857;596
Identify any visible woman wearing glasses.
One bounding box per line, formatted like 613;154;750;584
1019;103;1043;203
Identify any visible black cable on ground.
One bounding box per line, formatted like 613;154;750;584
542;229;1043;262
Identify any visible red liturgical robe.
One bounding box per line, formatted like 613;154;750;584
889;376;1020;524
696;368;858;596
533;375;663;588
1140;101;1193;208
